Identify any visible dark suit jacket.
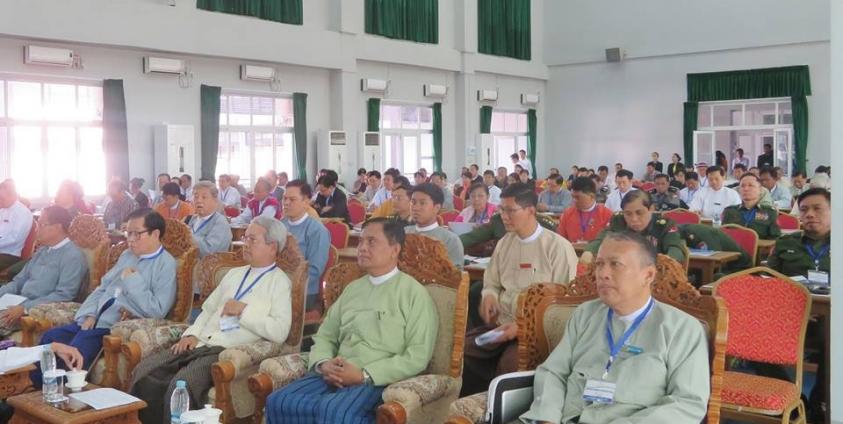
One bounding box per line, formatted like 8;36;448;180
757;153;774;168
270;186;284;203
315;188;350;224
653;161;664;173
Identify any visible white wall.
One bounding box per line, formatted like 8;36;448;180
829;1;842;422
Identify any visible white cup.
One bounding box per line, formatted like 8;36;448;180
66;370;88;390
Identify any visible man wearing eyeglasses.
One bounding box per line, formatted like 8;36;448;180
0;206;87;337
461;183;578;396
31;208;176;386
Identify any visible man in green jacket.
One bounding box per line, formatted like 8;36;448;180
722;174;781;240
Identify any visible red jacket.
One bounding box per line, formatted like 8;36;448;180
556;203;613;242
247;196;283;220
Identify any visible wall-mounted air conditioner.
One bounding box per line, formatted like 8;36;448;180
521;93;540;106
361;78;388;93
424;84;448;98
143;56;186;74
477;89;498;102
240;65;276;82
24;45;74;67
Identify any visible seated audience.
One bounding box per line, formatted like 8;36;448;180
689;166;740;220
462;183;577;396
556;177;613;242
651;174;683;211
495;167;509;189
695;162;709;187
353;168;368;194
431;172;455;210
469;164;483;185
520;231;710;423
32;209;176;386
129;178;150;209
458;171;474;201
679;171;701;206
217;174;241;208
231;174;248;197
369;168;400;210
722;174;781;239
386;176;414;226
364;170;382;204
642;161;657;182
679;224;752;272
670;169;686;191
790;170;808;198
413;171;427;186
179;174;193;202
727;163;747;189
54;180;91;219
604;169;637;213
314;171;350;224
264;170;285;203
769;188;830;277
265;218;438;423
455;183;497;225
582;191;686;265
185;181;231;258
759;167;792;210
102;179;137;230
0;207;87;337
152;173;170;206
538;176;573;214
234;178;283;224
0;180;34;272
460;213;558;259
281;180;330;313
484;170;502;204
154;182;195;221
405;183;464;270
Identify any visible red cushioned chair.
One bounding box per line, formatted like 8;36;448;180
639;182;656;192
663;208;701;225
306;245;338;324
323;220;350;249
347;200;366;226
438;210;460;226
776;213;800;230
721;223;759;266
712;267;811;424
20;220;38;260
453;195;464;211
223;206;240;218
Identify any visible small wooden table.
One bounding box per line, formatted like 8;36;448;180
337;247;358;263
688;251;741;285
8;384;147;424
0;365;35;400
348;230;361;247
465;263;487;281
230;225;248;242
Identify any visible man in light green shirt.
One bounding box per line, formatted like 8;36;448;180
521;231;709;424
265;217;439;423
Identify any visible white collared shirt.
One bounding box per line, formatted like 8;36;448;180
688;186;741;219
139;245;164;260
518;223;543;244
580;201;597;213
369;267;400;286
48;238;71;251
616;296;654;326
415;222;439;232
605;187;637;213
0;200;34;256
288;214;308;226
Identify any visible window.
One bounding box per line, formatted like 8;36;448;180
490;111;528;172
216;93;295;188
0;78;105;199
380;103;434;174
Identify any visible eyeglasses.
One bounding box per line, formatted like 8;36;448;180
499;207;524;216
125;229;152;240
240;235;265;245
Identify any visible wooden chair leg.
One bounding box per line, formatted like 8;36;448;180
247;373;274;424
100;335;123;389
121;341;143;391
211;361;237;424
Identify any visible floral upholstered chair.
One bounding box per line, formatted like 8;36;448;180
120;235;307;423
248;233;470;424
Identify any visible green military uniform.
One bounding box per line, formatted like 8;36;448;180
679;224;753;271
387;214;413;228
651;191;683;212
768;231;831;277
721;203;781;240
459;213;557;255
586;213;687;264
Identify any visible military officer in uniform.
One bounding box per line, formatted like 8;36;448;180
722;173;781;240
679;224;752;272
768;188;830;278
581;190;687;265
651;174;683;211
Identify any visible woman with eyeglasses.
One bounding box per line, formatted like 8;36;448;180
455;183;496;224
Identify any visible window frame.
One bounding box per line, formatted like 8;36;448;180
489;109;529;172
379;101;435;175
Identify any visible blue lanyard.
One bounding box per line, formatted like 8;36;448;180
234;265;276;301
578;208;596;236
742;207;757;226
804;242;830;269
192;213;216;234
138;246;164;264
604;298;655;378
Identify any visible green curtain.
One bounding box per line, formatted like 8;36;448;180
365;0;438;44
432;103;443;172
479;106;493;134
682;102;698;167
791;96;808;173
478;0;531;60
293;93;308;181
367;98;381;132
527;109;537;175
200;85;222;181
102;79;129;183
687;65;811;102
196;0;303;25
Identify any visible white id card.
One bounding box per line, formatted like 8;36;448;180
219;315;241;332
582;379;616;404
808;270;829;285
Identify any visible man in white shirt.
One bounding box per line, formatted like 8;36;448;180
689;166;741;220
483;171;502;205
179;174;194;203
0;179;34;272
369;168;400;210
217;174;241;208
760;167;794;209
679;172;701;206
694;163;709;187
604;170;637;213
511;153;532;178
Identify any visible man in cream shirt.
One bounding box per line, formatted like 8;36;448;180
689;165;741;220
604;170;637;213
129;217;293;424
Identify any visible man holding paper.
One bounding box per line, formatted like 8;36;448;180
461;183;578;396
0;206;87;337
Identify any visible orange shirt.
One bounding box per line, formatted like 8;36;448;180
556;203;613;242
154;200;195;221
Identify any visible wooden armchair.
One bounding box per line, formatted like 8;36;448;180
445;254;728;424
20;218;198;389
248;233;469;424
119;235;308;423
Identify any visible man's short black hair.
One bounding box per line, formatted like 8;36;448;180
157;173;171;180
570;177;596;195
367;170;382;179
410;183;445;205
127;208;166;239
470;164;479;171
733;163;747;171
646;161;657;169
598;165;609;173
384;168;401;178
814;165;830;174
469;182;489;196
286;179;312;198
601;231;657;267
653;173;670;182
362;217;405;249
797;187;830;206
413;171;424;178
759;166;778;179
483;170;495;177
42;205;73;233
552;175;566;186
685;171;699;182
616;169;634;180
510;153;519;160
740;173;761;184
431;171;447;180
318;172;339;187
500;182;538;208
162;182;181;197
675;169;685;177
621;190;652;210
181;174;192;183
706;166;724;177
792;170;807;179
764;143;772;149
357;168;367;176
392;176;412;193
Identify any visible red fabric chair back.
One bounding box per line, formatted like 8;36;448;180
663;209;701;225
639;182;656;192
712;270;810;365
453;196;464;211
439;210;460;225
223;206;241;218
720;224;758;265
324;221;350;249
21;220;37;260
347;201;366;226
776;213;800;230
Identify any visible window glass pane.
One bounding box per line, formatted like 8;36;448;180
252;97;273;126
219;96;228;126
78;127;105;196
253;132;274;176
0;127;7;180
517;113;528;133
494;136;514;171
44;83;76;121
216;132;230;176
712;104;742;127
8;81;42;120
401;106;419;129
420;133;433;157
274;98;294;127
0;82;5;117
517;136;528;152
419;107;433;130
11;126;43;198
745;103;776;126
46;127;77;195
275;133;294;176
491;112;505;132
697;105;712;128
229;131;250;185
504;113;519;132
229;96;251;125
77;86;103;121
403;136;418;173
778;102;792;125
381;105;401;129
421;158;434;173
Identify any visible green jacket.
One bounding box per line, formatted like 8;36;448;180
459;213;557;251
586;213;687;264
678;224;752;271
721;203;781;240
768;231;831;277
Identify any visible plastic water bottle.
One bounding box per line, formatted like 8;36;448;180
170;380;190;424
713;213;722;228
40;345;58;402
